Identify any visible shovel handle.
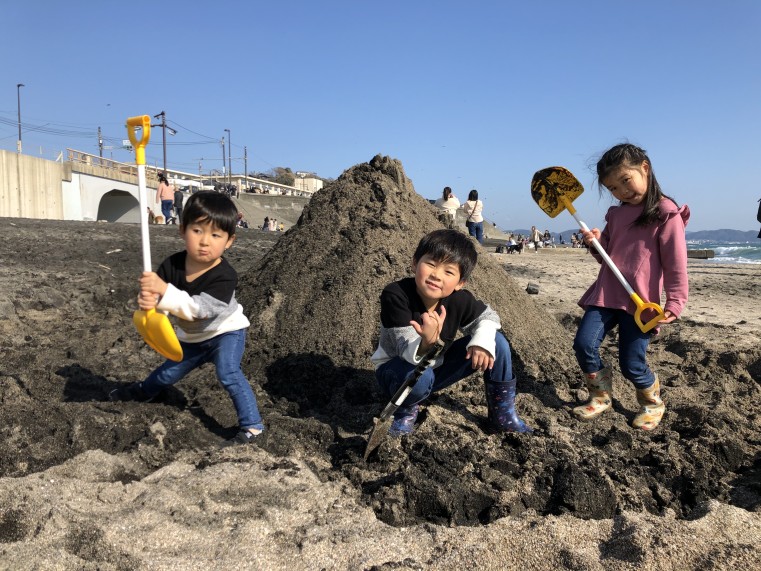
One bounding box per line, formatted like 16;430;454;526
630;294;666;333
126;115;153;272
126;115;151;165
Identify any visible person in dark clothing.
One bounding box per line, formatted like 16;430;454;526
371;229;532;436
173;188;184;224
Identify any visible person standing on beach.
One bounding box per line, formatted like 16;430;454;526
173;186;184;224
434;186;460;228
156;173;176;225
573;143;689;431
530;226;542;252
371;229;531;436
110;192;265;446
463;190;484;244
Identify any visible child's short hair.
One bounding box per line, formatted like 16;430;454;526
413;229;478;281
181;191;238;236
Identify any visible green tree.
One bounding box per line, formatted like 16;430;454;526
271;167;295;186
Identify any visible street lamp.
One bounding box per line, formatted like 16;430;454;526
16;83;24;153
224;128;231;191
221;137;226;187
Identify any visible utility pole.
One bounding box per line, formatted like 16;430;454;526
98;126;103;158
152;111;176;176
224;128;231;192
243;146;248;196
16;83;24;153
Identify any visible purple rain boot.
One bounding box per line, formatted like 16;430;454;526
388;404;419;437
485;378;533;433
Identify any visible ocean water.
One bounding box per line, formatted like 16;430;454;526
687;240;761;264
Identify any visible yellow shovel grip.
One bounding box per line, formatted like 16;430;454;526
630;293;666;333
559;195;577;216
126;115;151;165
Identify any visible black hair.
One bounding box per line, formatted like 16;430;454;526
442;186;453;200
596;143;678;227
158;173;168;184
413;229;477;281
467;189;478;202
181;191;238;236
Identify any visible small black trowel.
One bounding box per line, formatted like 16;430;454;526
364;340;446;460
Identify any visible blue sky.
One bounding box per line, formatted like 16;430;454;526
3;1;760;233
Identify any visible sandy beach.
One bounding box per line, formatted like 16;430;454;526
1;156;760;570
496;246;761;337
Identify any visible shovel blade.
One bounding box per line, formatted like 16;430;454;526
364;415;394;460
133;309;183;362
531;166;584;218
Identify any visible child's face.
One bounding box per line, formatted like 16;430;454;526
181;220;234;266
413;254;465;308
601;162;650;205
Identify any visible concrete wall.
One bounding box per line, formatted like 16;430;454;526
0;150;311;226
0;150;68;219
237;192;310;214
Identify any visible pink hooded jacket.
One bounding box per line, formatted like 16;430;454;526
579;198;690;319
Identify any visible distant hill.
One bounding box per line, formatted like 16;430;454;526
686;229;758;242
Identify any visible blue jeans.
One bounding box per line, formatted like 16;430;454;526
140;329;264;430
160;199;174;223
573;306;655;389
466;221;484;244
376;333;513;408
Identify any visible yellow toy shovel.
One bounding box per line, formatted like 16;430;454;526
126;115;183;361
531;166;665;333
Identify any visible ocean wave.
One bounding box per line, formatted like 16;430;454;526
703;257;761;265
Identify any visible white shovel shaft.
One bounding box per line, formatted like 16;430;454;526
137;164;152;272
573;214;635;297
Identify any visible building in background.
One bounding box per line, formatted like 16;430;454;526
294;172;324;194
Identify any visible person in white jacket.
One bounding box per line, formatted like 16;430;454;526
463;189;484;243
434;186;460;228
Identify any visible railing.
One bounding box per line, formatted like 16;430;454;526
65;148;315;196
67;149;159;184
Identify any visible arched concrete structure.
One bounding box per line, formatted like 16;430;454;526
96;189;141;223
65;172;148;222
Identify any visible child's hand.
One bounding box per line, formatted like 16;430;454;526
139;271;168;297
410;305;446;350
466;345;494;372
660;310;677;325
138;290;159;311
580;227;601;246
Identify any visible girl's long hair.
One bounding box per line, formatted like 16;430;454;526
596;143;678;227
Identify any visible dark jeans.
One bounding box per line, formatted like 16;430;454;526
160;199;174;223
573;306;655;389
140;329;264;430
376;333;513;408
466;221;484;244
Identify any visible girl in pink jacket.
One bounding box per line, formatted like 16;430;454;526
574;143;689;431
